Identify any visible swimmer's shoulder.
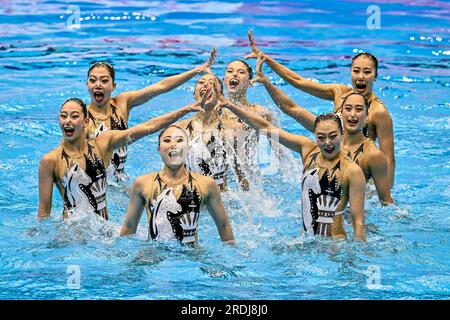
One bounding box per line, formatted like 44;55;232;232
39;148;59;175
190;172;216;197
369;95;390;116
369;100;393;126
364;140;387;166
342;155;365;184
131;172;158;195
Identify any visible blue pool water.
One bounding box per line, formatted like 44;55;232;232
0;0;449;300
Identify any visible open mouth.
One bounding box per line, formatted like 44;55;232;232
199;88;209;97
64;127;75;137
93;91;104;103
229;78;240;89
347;119;358;126
355;83;366;92
168;151;179;158
324;146;335;154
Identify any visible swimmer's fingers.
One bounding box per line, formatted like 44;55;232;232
244;52;258;60
212;79;225;103
248;29;256;48
256;53;266;72
200;88;212;106
245;30;261;60
250;54;267;85
208;48;217;66
203;67;212;75
190;103;204;113
199;48;217;74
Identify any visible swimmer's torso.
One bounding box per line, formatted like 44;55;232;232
180;117;230;187
53;140;108;220
87;99;128;179
143;172;205;244
301;147;352;238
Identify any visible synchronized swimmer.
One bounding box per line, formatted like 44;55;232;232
38;33;396;243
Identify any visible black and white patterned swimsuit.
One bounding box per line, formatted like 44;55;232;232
184;120;229;186
88;102;128;180
301;147;345;237
58;141;108;220
148;173;202;244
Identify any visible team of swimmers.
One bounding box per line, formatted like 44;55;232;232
38;31;396;244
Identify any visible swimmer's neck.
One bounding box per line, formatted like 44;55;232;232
317;151;341;167
160;165;188;182
88;100;110;115
342;131;365;147
194;103;220;125
365;91;376;101
61;135;87;153
228;92;250;107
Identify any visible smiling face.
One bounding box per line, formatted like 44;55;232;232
193;74;220;108
59;101;88;142
86;66;116;107
314;120;342;160
158;126;189;169
340;94;368;134
351;55;377;96
223;60;251;96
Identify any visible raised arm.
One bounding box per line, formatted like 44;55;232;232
120;178;146;236
253;54;316;133
368;149;394;205
120;48;217;111
215;84;315;158
372;108;395;187
98;102;202;153
204;177;235;244
245;30;348;101
37;154;56;219
347;165;367;241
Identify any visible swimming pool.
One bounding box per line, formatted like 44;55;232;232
0;0;449;300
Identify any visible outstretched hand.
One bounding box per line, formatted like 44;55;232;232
244;30;264;60
198;48;217;74
189;89;213;113
212;79;232;113
250;53;268;85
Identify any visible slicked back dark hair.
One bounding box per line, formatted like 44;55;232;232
158;125;189;147
340;92;370;111
351;52;378;76
88;62;116;82
61;97;87;118
313;112;343;133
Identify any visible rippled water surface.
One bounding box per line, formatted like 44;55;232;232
0;0;449;299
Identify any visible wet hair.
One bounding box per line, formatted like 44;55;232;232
88;62;116;82
61;98;87;118
158;125;189;146
227;59;254;80
340;92;370;111
313;112;343;133
351;52;378;76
